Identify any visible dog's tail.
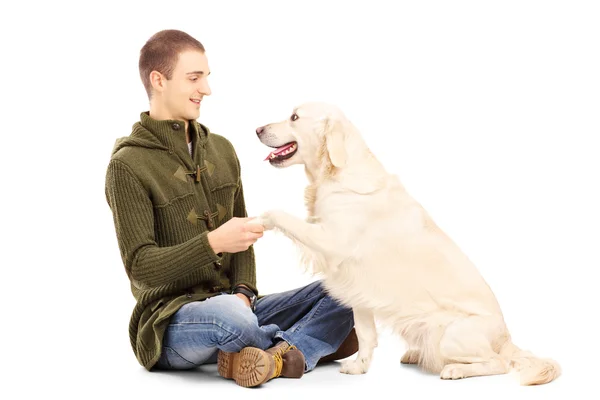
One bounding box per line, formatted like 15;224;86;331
500;341;561;385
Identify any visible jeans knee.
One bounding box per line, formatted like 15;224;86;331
322;293;354;323
226;310;258;334
307;280;326;296
343;306;354;325
210;296;259;343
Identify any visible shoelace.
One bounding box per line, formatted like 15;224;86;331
271;345;297;379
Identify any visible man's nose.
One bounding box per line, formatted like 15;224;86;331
199;81;211;96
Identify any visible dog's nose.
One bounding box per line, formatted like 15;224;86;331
256;126;265;136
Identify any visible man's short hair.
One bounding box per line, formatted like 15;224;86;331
139;29;205;99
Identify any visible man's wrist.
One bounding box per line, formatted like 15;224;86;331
207;231;222;254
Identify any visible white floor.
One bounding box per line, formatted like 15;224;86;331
19;329;584;400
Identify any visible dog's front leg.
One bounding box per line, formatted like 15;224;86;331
257;210;336;255
340;307;378;375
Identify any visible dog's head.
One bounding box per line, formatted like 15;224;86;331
257;102;386;193
256;102;351;173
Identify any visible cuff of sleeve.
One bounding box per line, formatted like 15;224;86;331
196;231;223;265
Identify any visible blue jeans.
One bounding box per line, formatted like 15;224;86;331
155;280;354;372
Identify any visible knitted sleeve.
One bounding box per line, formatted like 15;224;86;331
105;160;222;289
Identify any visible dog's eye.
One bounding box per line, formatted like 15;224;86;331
290;113;299;122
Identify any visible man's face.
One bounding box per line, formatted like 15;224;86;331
158;50;211;122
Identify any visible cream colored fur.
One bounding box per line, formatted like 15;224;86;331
255;102;560;385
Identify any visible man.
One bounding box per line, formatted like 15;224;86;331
105;29;357;388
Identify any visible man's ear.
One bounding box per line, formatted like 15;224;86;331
150;70;166;93
324;118;347;168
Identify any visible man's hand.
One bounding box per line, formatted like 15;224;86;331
235;293;251;308
207;217;265;254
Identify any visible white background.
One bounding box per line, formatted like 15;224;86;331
2;0;599;399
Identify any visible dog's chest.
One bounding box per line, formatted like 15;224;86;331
323;263;397;312
303;184;317;217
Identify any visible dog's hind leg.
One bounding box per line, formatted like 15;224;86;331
440;359;509;380
400;349;420;364
437;315;510;380
340;307;378;375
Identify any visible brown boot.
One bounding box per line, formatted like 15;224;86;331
318;328;359;364
217;341;305;388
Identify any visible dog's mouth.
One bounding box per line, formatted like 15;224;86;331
264;141;298;164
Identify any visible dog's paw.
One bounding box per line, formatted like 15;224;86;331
339;358;370;375
255;212;275;230
257;210;289;231
400;349;420;365
440;364;466;380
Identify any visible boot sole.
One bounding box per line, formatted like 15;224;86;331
217;347;272;388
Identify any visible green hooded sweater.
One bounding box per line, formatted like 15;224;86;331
105;112;257;370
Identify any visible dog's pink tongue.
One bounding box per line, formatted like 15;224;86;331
264;143;294;161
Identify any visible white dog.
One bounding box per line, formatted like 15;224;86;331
254;102;560;385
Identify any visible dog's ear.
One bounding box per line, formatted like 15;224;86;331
324;118;347;168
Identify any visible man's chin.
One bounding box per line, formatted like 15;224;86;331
183;106;201;121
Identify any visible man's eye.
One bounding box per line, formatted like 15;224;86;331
291;113;299;121
190;77;198;82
